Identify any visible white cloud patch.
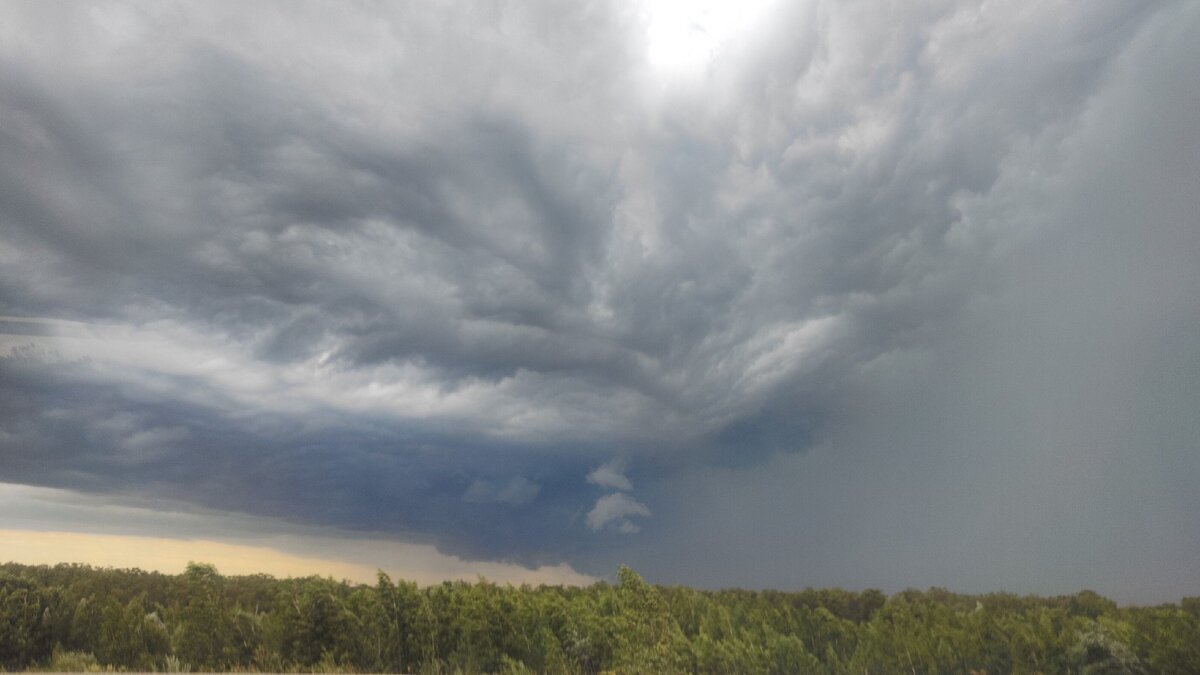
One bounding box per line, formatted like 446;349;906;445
617;520;641;535
586;492;651;533
586;460;633;491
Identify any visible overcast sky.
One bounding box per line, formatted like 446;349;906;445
1;0;1198;604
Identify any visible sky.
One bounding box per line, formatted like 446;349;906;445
1;0;1198;604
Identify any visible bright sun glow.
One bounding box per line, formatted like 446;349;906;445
641;0;776;72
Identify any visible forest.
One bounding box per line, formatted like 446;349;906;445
1;561;1197;674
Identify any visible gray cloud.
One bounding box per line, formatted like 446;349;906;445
1;0;1198;599
463;476;541;506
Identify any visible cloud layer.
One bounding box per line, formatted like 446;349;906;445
1;0;1198;601
0;483;594;585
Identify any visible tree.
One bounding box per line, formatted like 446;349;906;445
174;562;234;670
612;566;691;673
0;574;54;669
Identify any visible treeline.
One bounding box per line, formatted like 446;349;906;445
1;562;1198;674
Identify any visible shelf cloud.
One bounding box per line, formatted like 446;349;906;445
1;0;1198;602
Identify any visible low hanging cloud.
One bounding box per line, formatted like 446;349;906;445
586;493;651;534
586;460;633;492
0;482;594;586
462;476;541;506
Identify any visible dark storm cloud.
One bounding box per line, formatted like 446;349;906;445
0;352;608;565
1;0;1198;598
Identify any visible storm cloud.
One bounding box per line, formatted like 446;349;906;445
1;0;1198;601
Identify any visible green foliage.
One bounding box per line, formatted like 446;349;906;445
1069;618;1147;674
1127;606;1200;675
173;561;235;669
47;646;104;672
0;561;1197;673
612;566;691;674
1070;590;1120;619
0;573;55;669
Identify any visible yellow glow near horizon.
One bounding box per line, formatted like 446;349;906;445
0;529;383;581
0;529;597;586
